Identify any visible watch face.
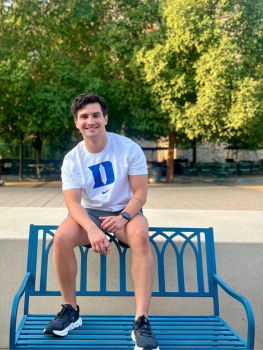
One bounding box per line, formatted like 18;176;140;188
122;212;130;220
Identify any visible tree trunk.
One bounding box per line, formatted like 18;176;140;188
33;133;42;164
235;150;238;182
19;135;23;181
36;147;42;164
192;139;197;164
166;131;176;183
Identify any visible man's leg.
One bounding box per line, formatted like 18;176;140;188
44;218;90;336
53;217;91;308
115;215;153;319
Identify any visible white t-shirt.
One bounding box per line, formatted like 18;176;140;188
61;132;148;211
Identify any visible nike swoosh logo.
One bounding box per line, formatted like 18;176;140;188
102;189;110;194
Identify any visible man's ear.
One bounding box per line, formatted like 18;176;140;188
104;115;108;125
74;118;79;129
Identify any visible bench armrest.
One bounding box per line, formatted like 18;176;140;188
213;274;255;349
10;272;30;350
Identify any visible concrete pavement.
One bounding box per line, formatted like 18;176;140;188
1;174;263;210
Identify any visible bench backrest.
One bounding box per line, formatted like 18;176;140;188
26;225;218;298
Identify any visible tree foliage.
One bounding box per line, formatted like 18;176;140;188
137;0;263;149
0;0;164;158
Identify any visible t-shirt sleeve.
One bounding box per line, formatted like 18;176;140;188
61;156;81;191
128;143;148;175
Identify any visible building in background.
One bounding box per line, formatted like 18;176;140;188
135;138;263;164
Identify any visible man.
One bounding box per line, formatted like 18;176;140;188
44;93;159;350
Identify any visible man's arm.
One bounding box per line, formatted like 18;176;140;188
122;174;148;217
100;174;148;232
64;189;111;255
64;188;94;232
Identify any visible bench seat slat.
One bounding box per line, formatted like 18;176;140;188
19;335;239;340
17;340;245;346
23;325;229;330
25;321;224;326
16;343;250;350
21;330;233;335
28;314;217;318
27;316;221;321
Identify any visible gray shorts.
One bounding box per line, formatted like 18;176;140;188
67;208;145;248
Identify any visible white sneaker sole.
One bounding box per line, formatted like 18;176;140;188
44;317;82;337
131;330;160;350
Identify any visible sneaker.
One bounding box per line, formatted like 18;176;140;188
131;315;160;350
44;304;82;337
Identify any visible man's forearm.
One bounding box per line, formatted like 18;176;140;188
67;202;95;232
122;193;146;219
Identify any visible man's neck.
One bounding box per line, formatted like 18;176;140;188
84;132;108;154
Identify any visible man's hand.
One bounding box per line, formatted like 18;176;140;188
88;224;112;256
99;215;128;233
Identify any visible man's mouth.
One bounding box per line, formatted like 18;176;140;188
85;127;98;130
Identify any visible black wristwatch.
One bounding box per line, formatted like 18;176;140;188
121;212;131;222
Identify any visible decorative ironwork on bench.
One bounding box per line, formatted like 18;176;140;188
29;225;215;298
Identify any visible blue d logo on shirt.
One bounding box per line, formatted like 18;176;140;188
88;161;115;189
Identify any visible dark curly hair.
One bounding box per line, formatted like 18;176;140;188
71;93;108;120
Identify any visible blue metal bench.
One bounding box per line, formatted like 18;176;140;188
10;225;255;350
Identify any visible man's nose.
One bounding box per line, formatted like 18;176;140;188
87;117;95;124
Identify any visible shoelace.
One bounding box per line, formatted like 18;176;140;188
54;304;74;321
136;316;153;337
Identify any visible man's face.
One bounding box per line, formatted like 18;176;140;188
74;102;108;140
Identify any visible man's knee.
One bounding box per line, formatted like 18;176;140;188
53;226;74;254
130;226;150;252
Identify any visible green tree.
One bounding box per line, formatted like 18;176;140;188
137;0;263;182
0;0;162;166
0;1;71;163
